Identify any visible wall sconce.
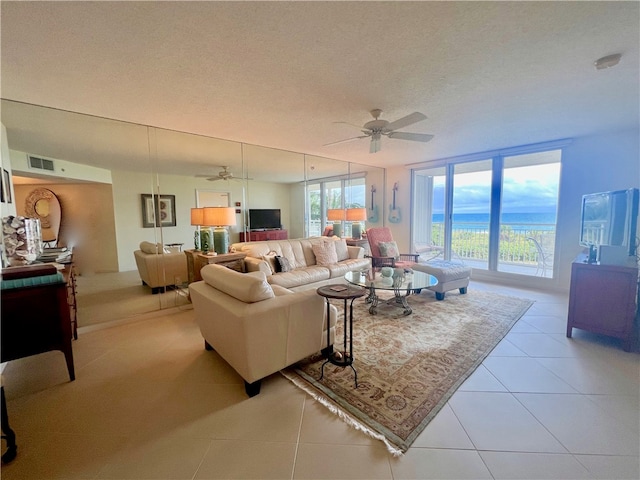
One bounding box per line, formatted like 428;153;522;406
346;208;367;239
203;206;237;255
327;208;346;238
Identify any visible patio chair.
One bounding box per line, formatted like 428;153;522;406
527;236;553;277
366;227;418;270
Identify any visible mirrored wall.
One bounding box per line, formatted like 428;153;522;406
0;99;386;324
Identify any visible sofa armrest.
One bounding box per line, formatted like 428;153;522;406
347;246;365;259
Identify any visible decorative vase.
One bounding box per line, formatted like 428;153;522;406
380;267;394;277
2;216;43;266
200;228;212;253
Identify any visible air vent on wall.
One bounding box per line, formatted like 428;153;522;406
28;155;55;172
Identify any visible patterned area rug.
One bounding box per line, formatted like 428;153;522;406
282;289;534;455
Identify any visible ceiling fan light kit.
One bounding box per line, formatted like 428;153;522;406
594;53;622;70
325;109;434;153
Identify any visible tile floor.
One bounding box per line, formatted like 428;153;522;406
1;281;639;479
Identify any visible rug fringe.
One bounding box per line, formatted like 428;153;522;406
281;370;404;457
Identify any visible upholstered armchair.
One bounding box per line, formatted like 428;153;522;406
366;227;418;270
189;264;337;396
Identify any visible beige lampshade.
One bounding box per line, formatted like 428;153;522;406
327;208;346;221
346;208;367;221
202;206;237;227
190;207;204;226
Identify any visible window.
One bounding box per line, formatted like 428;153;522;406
306;176;366;238
412;143;563;278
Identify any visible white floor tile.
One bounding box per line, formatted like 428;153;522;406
390;448;492;479
411;404;475;449
516;393;640;455
448;391;567;453
480;451;592;479
458;364;508;392
293;443;393;479
483;356;578;393
575;454;640;480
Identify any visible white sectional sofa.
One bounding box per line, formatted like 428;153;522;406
189;264;337;396
230;236;371;291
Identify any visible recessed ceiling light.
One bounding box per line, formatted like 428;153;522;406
594;53;622;70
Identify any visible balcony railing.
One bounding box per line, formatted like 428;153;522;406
427;222;556;277
309;220;556;277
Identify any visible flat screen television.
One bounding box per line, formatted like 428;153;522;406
248;209;281;230
579;188;639;256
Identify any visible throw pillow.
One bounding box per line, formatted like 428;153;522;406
225;259;246;273
261;251;278;274
312;241;338;266
378;241;400;259
329;237;349;261
140;241;165;254
275;255;292;273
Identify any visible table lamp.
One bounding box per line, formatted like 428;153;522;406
327;209;346;238
203;206;237;255
346;208;367;239
190;208;204;251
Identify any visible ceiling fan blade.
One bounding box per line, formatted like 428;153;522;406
387;132;434;143
385;112;427;132
323;135;369;147
333;121;368;130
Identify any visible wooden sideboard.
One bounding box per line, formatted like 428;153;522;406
567;254;639;351
239;229;288;242
1;264;76;380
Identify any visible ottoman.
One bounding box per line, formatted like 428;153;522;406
413;260;472;300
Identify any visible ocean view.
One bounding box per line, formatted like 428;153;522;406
432;212;556;230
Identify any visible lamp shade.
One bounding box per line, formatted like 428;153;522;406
202;207;237;227
190;207;204;226
327;208;346;221
346;208;367;221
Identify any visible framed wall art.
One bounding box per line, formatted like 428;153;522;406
141;194;176;228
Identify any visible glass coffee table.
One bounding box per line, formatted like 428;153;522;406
344;269;438;316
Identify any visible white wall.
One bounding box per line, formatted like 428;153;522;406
387;129;639;290
1;124;17;219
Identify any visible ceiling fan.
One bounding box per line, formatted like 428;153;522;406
195;166;240;182
324;109;434;153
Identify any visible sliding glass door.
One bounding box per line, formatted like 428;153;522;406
412;144;562;278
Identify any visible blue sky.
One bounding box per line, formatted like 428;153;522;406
431;164;561;214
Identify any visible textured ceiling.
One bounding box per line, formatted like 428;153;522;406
1;1;638;171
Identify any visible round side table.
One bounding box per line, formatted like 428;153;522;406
316;284;366;388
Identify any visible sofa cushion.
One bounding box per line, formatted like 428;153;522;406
327;237;349;261
312;241;338;266
140;241;167;254
201;264;274;303
268;266;330;289
378;241;399;259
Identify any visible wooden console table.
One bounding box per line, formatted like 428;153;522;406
567;254;639;351
185;250;247;282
